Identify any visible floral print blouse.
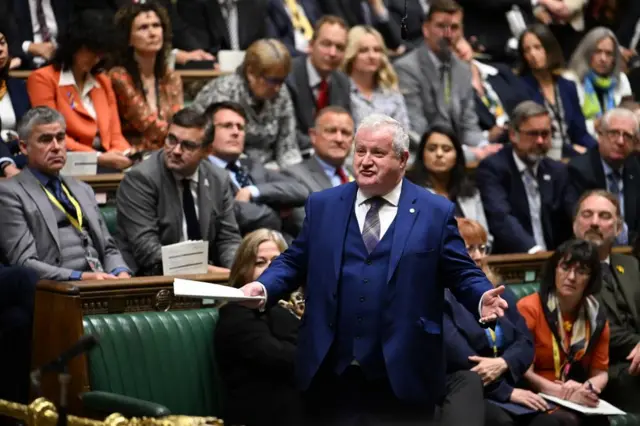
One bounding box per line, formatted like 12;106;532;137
192;71;302;169
109;66;184;151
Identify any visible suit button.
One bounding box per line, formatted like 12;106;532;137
332;292;337;299
357;316;363;322
363;279;369;284
366;260;372;265
355;335;361;340
329;322;334;329
359;296;365;302
54;257;60;264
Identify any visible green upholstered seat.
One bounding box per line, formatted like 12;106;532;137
82;309;223;417
99;205;117;236
507;283;540;301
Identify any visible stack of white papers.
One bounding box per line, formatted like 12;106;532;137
539;393;626;416
61;152;98;176
173;278;264;302
161;241;208;276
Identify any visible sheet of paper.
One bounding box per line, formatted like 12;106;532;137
161;241;209;276
217;50;246;72
539;393;626;416
173;278;264;301
60;152;98;176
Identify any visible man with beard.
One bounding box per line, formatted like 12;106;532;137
476;101;574;254
573;189;640;413
116;107;241;276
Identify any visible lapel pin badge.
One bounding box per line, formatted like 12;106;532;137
543;174;551;181
616;265;624;274
204;179;210;187
410;208;415;214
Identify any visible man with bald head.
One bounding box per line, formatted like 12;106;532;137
239;113;507;424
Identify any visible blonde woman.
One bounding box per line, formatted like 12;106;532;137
215;229;302;426
341;26;409;130
192;39;300;169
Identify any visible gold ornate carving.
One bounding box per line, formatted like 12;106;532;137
154;290;173;312
0;399;224;426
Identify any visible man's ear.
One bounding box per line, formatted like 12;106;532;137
18;139;28;157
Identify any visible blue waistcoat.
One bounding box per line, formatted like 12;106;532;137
332;207;396;379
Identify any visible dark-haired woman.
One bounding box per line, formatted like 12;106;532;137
406;124;491;243
517;24;596;160
26;9;132;171
518;240;610;426
109;2;183;151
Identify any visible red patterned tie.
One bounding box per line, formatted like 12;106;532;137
35;0;52;42
315;79;329;112
336;167;349;185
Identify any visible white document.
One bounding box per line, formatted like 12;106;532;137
539;393;626;416
60;152;98;176
217;50;246;72
161;241;209;276
173;278;264;302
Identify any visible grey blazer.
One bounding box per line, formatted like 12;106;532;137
286;56;351;154
116;150;242;274
0;169;128;281
394;44;485;148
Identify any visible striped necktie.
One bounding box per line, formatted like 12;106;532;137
362;197;385;253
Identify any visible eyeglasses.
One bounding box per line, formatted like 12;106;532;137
36;132;66;144
466;244;491;255
262;75;286;86
165;135;202;152
519;129;552;139
214;122;246;131
603;129;636;144
558;263;591;278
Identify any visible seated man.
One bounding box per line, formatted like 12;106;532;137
573;189;640;414
476;101;573;254
286;15;351;156
206;101;309;235
116;107;241;276
568;108;640;245
284;106;354;230
0;107;131;281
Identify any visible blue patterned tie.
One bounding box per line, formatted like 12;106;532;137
227;162;254;188
47;178;75;216
362;197;385;254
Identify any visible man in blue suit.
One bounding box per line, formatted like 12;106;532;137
241;113;508;424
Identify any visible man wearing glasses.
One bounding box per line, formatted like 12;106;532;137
476;101;574;254
116;107;242;276
568;108;640;246
0;106;130;281
206;101;309;236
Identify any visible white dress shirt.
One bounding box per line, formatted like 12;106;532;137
0;92;17;131
283;1;310;53
354;180;401;237
306;57;330;99
218;0;240;50
22;0;59;67
512;152;546;253
174;168;200;241
58;69;100;120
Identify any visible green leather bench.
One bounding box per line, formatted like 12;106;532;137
99;205;117;237
81;309;224;418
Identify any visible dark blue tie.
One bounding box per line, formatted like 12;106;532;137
47;178;76;217
227;162;254;188
182;179;202;241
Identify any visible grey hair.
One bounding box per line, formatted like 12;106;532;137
17;106;66;142
510;101;549;131
568;27;622;81
356;113;409;157
600;108;640;135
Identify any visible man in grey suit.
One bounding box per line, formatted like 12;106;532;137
0;107;130;281
116;107;241;276
394;0;502;161
286;15;351;156
284;106;354;230
206;101;309;235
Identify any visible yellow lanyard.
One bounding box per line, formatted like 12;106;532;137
41;183;83;232
552;336;564;380
487;328;498;358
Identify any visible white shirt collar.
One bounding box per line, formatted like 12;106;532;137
473;61;499;78
512;150;539;176
306;56;330;88
58;69;100;95
355;179;403;208
173;166;200;184
604;256;610;264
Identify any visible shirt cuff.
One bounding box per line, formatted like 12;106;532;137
478;292;487;318
22;41;32;55
0;157;15;167
247;185;261;200
258;282;267;312
528;245;544;254
110;267;130;277
69;270;83;281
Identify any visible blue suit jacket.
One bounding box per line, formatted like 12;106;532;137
475;145;574;254
444;288;534;402
2;78;31;169
520;74;597;153
266;0;322;57
258;179;494;404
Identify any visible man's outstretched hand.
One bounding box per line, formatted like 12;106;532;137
239;282;267;309
480;285;508;323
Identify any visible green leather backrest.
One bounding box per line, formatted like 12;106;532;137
83;309;223;417
99;205;117;236
507;283;540;302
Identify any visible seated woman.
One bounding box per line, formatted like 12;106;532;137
406;124;492;243
341;26;409;130
444;218;558;425
517;24;597;160
518;239;610;426
26;9;133;171
564;27;633;138
0;25;30;177
192;39;301;169
110;2;184;152
215;229;302;426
